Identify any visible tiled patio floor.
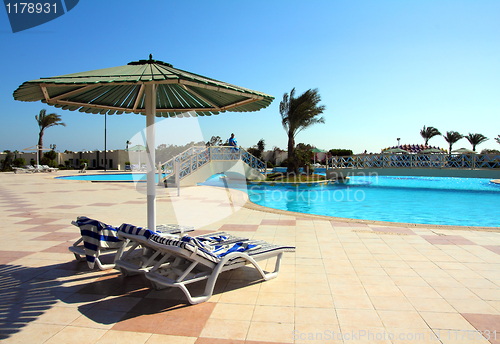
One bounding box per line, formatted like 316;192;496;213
1;171;500;343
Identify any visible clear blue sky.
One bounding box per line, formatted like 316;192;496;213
1;0;499;154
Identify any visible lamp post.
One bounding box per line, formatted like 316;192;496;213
104;113;107;171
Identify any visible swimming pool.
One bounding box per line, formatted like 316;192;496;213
58;173;500;227
56;173;156;182
245;176;500;228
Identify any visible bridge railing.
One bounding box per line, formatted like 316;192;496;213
158;145;266;184
328;154;500;169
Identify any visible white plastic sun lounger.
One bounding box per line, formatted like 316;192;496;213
144;234;295;304
41;164;58;172
69;217;194;270
13;166;33;174
114;224;247;277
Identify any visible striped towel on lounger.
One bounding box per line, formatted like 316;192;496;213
75;216;122;269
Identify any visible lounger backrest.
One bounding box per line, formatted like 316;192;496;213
76;216;121;248
149;234;263;263
119;223;155;239
150;234;221;264
74;216;122;268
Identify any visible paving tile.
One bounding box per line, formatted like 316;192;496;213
112;312;169;333
95;330;152;344
0;323;64;344
461;313;500;342
420;311;477;331
246;321;294;343
260;219;296;226
337;309;384;328
218;224;259;232
378;310;429;329
199;319;250;340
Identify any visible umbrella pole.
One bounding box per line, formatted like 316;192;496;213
145;84;156;230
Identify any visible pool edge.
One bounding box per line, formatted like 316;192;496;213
243;197;500;233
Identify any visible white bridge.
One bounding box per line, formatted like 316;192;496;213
158;146;266;187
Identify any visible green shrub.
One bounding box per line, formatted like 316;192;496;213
266;161;274;168
329;149;353;156
13;157;26;167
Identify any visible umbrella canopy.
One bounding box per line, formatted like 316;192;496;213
14;55;274;230
13;54;273;117
310;148;326;153
23;144;51;166
419;148;443;154
126;144;147;168
452;148;476;154
383;148;409;154
126;145;146;152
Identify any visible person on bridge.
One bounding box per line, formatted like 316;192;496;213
229;133;238;151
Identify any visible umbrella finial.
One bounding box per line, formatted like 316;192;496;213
149;54;153;61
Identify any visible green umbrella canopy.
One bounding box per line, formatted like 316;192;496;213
13;55;274;232
382;148;409;154
419;148;443;154
310;148;327;153
13;55;274;117
452;148;476;154
126;145;147;152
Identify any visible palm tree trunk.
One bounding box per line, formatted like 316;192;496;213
38;132;44;165
287;132;295;174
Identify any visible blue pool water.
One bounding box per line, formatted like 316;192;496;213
246;176;500;228
58;173;500;227
56;173;157;182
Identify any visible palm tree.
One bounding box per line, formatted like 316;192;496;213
443;131;463;155
465;133;488;152
126;140;131;150
280;88;326;173
35;109;65;159
420;126;441;146
495;135;500;145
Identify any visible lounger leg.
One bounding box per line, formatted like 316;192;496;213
184;253;283;305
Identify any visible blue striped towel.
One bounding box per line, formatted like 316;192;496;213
75;216;122;269
179;235;259;259
119;223;155;239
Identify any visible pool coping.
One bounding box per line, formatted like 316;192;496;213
243;199;500;232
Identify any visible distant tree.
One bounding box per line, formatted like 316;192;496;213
43;150;57;167
295;143;314;173
257;139;265;154
2;150;13;171
420;126;441;146
246;147;260;158
247;139;266;159
280;88;326;174
126;140;131;149
329;149;353;156
36;109;65;159
12;157;26;168
480;149;500;155
443;131;463;155
271;146;283;165
495;135;500;145
465;133;488;152
206;135;223;146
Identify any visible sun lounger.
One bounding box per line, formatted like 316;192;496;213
144;234;295;304
34;165;45;172
13;166;34;174
114;223;243;277
41;164;58;172
70;217;194;270
79;163;87;173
